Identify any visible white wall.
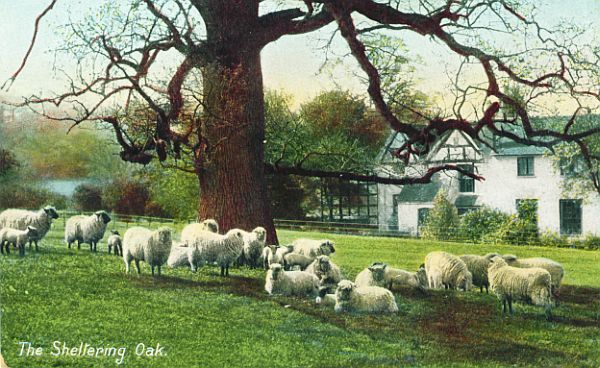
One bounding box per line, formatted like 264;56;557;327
377;183;402;230
397;203;433;236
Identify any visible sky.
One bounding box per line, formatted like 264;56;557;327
0;0;598;111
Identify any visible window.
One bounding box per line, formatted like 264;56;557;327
458;164;475;192
517;156;534;176
417;208;430;227
392;194;401;215
560;199;582;235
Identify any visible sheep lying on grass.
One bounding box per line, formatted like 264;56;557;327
283;252;314;271
503;255;564;292
305;255;342;293
291;238;335;259
238;227;267;268
273;244;294;265
0;206;59;251
425;251;472;291
107;230;122;256
315;287;337;306
187;229;245;276
388;265;428;291
460;253;500;293
334;280;398;314
488;256;554;319
355;262;388;288
122;226;173;276
0;226;37;256
167;242;192;269
65;211;111;252
180;219;220;245
265;263;320;297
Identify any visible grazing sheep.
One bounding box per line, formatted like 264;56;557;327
305;255;343;293
388;265;428;291
261;245;279;270
0;226;37;256
166;242;192;269
425;251;473;291
181;219;220;245
291;238;335;259
503;254;564;292
65;211;111;252
488;256;554;318
238;227;267;268
107;230;122;256
273;244;294;265
283;252;314;271
334;280;398;314
186;229;245;276
122;226;173;276
264;263;320;297
355;262;388;288
0;206;59;251
459;253;500;293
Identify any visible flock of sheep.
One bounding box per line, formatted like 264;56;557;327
0;206;564;318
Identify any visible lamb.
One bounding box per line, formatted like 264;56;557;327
424;251;473;291
315;287;337;306
283;252;314;271
238;227;267;268
488;256;554;318
502;254;564;292
167;242;192;269
334;280;398;314
0;226;38;256
355;262;388;288
261;244;278;270
186;229;245;276
305;255;342;293
107;230;122;256
0;205;59;251
459;253;500;293
273;244;294;265
388;265;428;291
181;219;220;245
122;226;173;276
65;211;111;252
291;238;335;259
264;263;320;297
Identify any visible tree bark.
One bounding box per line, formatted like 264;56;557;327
196;1;277;243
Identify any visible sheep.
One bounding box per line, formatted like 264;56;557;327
315;287;337;306
283;252;314;271
181;219;219;245
261;244;278;270
273;244;294;265
264;263;320;297
459;253;500;293
107;230;122;256
186;229;245;276
0;226;38;256
334;280;398;314
291;238;335;259
64;211;111;252
122;226;173;276
355;262;388;288
238;227;267;268
0;205;59;251
166;242;192;269
502;254;564;292
388;265;428;291
488;256;554;319
424;251;473;291
305;255;342;293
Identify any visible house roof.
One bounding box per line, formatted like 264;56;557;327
493;145;548;156
397;180;442;203
455;194;478;207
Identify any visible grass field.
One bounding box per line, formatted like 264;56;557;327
1;222;599;367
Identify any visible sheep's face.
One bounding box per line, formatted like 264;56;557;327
502;254;518;265
416;267;428;288
488;256;508;269
368;263;387;282
317;256;331;273
253;227;267;241
458;272;473;291
202;219;219;233
95;211;111;224
319;240;335;255
270;263;283;279
111;230;120;236
336;280;355;301
44;206;59;219
157;228;172;245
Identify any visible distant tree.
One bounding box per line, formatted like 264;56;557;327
102;178;152;216
72;184;103;212
422;190;459;241
0;149;19;178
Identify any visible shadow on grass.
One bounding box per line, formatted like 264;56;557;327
557;284;600;306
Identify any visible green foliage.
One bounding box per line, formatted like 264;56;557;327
72;184;103;212
421;190;459;241
0;184;68;210
143;163;199;220
458;207;511;243
538;230;570;248
102;178;152;216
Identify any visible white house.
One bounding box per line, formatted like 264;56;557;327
376;128;600;237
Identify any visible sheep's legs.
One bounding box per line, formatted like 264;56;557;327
151;265;155;276
508;298;513;315
19;244;25;257
34;240;38;252
124;257;131;274
135;260;141;274
220;266;225;277
157;265;161;276
77;241;81;250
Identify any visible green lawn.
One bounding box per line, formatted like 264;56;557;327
1;224;599;367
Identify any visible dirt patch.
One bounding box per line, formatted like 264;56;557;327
557;285;600;306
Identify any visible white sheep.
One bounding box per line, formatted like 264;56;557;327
65;211;111;252
122;226;173;276
261;245;278;270
273;244;294;265
0;206;59;251
424;251;473;291
181;219;220;245
166;242;192;269
264;263;320;297
459;253;500;293
388;266;428;291
334;280;398;314
315;287;337;306
291;238;335;259
354;262;388;288
305;255;342;293
502;254;564;292
0;226;38;256
488;256;554;318
283;252;314;271
238;227;267;268
186;229;245;276
107;230;122;256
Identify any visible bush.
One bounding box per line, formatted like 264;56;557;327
0;184;67;210
491;215;539;245
72;184;103;211
538;230;570;248
102;178;154;216
421;190;459;241
458;207;510;243
583;234;600;250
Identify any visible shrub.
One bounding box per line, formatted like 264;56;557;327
583;234;600;250
0;184;67;210
458;206;510;243
421;190;459;241
492;215;539;245
102;178;153;216
538;230;570;248
72;184;103;212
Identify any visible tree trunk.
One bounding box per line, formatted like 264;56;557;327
196;2;277;243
